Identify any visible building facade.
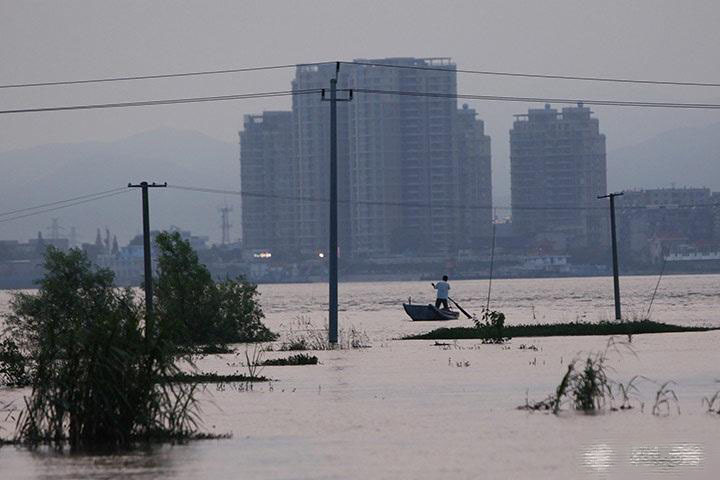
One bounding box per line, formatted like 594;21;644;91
292;64;352;258
617;187;717;263
239;111;295;258
510;103;607;249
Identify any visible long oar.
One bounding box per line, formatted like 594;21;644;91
431;283;473;319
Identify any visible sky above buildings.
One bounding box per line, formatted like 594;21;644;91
1;0;719;222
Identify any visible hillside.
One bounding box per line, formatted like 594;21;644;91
0;128;239;244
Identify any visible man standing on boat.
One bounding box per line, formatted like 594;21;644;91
434;275;451;310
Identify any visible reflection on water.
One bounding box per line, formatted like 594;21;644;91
582;442;705;474
583;443;615;472
630;443;704;470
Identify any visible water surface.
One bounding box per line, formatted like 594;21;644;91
1;275;719;479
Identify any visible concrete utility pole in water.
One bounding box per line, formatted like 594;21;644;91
321;63;352;345
598;192;624;320
129;181;167;341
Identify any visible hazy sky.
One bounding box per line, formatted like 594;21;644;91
1;0;719;214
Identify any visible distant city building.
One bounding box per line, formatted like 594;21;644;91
510;103;607;250
239;58;493;261
347;57;467;257
292;64;352;258
617;187;717;262
239;111;295;258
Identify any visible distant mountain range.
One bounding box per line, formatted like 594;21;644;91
1;122;718;245
0;128;239;244
607;122;720;192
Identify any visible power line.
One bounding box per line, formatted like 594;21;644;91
352;88;720;109
0;62;330;89
0;189;131;224
2;59;718;90
346;61;720;88
0;187;128;218
0;89;319;115
2;86;718;115
167;184;720;212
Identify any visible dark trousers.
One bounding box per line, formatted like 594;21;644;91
435;298;448;309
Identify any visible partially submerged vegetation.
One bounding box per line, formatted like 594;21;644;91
1;247;200;448
520;338;683;416
274;317;370;351
0;234;278;449
261;353;319;366
154;231;277;347
404;319;713;340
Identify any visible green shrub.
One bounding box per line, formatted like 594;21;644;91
154;232;277;346
4;247;199;448
474;308;508;343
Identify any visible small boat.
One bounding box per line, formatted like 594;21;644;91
403;303;460;321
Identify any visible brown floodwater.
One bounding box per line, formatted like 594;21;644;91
1;275;719;479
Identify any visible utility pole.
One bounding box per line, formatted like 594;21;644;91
598;192;624;320
128;181;167;340
321;62;352;345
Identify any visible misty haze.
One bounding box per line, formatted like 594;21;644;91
1;2;720;479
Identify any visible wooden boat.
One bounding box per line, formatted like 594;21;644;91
403;303;460;321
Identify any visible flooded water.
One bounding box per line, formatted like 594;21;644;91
1;275;719;479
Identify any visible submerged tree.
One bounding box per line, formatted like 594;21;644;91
4;247;198;448
154;231;276;346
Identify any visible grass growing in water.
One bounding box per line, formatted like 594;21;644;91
404;320;713;340
275;317;370;351
261;354;318;366
521;337;629;414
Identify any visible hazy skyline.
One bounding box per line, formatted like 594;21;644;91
1;0;719;243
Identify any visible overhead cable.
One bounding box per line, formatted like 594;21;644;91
0;62;330;89
2;59;718;89
167;184;720;211
345;61;720;88
0;189;131;224
0;187;128;218
352;88;720;109
0;89;319;115
2;87;718;115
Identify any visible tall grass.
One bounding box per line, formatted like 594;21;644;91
275;317;370;351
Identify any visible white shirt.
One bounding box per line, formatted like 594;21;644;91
435;281;450;299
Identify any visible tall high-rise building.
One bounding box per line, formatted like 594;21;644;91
239;111;295;257
240;57;493;261
510;103;607;247
292;64;352;258
346;58;491;257
454;104;492;247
